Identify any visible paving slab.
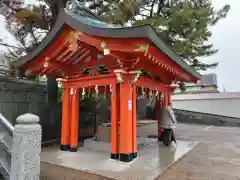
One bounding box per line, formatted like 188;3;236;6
156;142;240;180
40;123;240;179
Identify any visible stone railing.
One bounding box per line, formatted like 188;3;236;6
0;113;13;180
0;113;41;180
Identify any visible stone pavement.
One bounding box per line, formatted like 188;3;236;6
142;122;240;180
157;142;240;180
40;123;240;180
139;122;240;144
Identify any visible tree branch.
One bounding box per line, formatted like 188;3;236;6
157;0;165;14
0;43;21;49
29;25;39;45
150;0;156;17
139;13;149;17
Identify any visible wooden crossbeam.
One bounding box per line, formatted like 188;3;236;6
135;77;171;92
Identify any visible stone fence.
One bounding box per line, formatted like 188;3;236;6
0;76;62;142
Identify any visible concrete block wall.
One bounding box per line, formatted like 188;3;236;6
0;76;47;125
172;92;240;118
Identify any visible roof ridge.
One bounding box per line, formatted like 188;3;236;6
66;0;102;21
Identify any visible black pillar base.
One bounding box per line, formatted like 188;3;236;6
60;144;70;151
110;153;119;160
158;136;163;142
70;147;78;152
132;152;137;159
119;153;134;162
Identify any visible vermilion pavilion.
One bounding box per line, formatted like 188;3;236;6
13;9;201;162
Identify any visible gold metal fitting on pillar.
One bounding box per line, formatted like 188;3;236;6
129;70;141;83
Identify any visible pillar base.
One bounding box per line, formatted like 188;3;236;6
158;136;163;142
110;153;119;160
70;147;78;152
119;153;134;162
60;144;70;151
132;152;137;159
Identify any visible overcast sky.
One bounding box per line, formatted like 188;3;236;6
0;0;239;92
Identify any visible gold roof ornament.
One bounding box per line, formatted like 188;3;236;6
134;44;149;55
101;41;107;48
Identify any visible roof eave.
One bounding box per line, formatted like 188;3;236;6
13;8;201;81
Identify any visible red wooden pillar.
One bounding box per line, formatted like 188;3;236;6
132;84;137;158
111;83;120;159
119;79;134;162
60;87;71;151
70;88;79;152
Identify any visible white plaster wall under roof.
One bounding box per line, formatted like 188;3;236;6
172;92;240;118
174;86;218;94
0;51;10;75
174;73;218;94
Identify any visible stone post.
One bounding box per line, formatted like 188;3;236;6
10;113;42;180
